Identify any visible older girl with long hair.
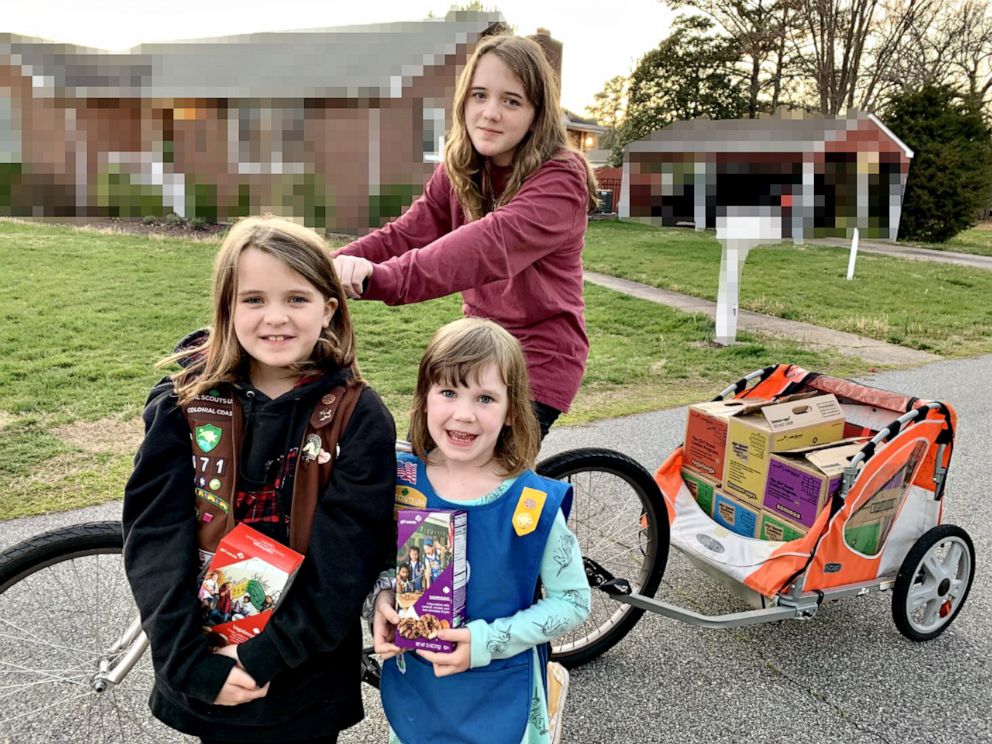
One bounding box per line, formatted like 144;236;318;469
333;34;598;438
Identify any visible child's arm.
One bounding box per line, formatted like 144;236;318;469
122;381;241;703
235;387;397;686
356;156;588;305
333;165;450;263
425;510;591;674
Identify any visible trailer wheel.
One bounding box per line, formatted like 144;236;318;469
892;524;975;642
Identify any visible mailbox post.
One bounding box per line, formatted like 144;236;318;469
714;207;782;345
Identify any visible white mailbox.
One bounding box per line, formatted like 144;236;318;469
713;207;783;345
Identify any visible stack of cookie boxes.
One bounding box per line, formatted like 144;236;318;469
682;393;860;540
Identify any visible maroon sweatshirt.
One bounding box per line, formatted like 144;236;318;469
337;152;590;412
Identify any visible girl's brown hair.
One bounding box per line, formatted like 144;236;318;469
409;318;540;476
444;34;598;220
166;215;358;405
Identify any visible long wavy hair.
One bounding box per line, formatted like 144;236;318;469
409;318;540;476
444;34;598;220
165;215;359;405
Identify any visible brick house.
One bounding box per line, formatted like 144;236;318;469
618;114;913;241
0;11;512;233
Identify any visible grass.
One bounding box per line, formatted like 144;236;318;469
0;219;854;519
584;220;992;356
907;223;992;257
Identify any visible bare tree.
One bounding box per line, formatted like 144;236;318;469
794;0;939;114
948;0;992;110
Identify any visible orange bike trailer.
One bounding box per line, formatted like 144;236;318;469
600;364;974;642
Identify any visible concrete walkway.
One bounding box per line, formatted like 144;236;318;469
584;271;940;367
810;236;992;270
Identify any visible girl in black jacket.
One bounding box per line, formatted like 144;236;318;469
123;216;396;743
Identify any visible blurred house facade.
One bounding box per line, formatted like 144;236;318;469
619;114;913;241
1;11;515;232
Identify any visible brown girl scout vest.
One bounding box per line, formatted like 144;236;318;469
182;382;364;557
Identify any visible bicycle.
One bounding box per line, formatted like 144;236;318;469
0;444;668;743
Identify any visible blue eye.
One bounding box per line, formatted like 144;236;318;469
242;296;262;305
289;295;309;304
479;394;494;404
440;389;456;399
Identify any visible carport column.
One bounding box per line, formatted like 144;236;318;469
891;168;908;240
795;160;815;244
857;151;870;236
619;156;631;218
694;160;708;231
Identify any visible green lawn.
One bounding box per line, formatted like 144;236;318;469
909;223;992;257
0;219;853;519
584;220;992;356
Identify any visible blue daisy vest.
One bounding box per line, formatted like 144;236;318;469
381;453;572;744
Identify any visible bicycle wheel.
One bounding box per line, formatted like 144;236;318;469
537;448;668;667
0;521;192;743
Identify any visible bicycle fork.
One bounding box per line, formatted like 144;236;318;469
93;617;148;692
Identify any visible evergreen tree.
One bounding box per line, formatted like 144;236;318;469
886;85;992;242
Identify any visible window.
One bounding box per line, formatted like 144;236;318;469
423;107;445;163
230;104;305;175
0;90;21;163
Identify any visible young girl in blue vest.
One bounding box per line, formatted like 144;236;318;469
123;215;396;744
333;34;599;438
373;318;591;744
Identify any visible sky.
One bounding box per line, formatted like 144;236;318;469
2;0;676;114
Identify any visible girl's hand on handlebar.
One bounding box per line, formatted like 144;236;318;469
213;666;269;706
373;589;402;659
332;255;374;299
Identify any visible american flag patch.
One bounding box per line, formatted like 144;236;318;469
396;461;418;484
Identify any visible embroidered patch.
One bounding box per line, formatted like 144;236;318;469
322;393;336;405
394;485;428;509
195;488;230;513
194;424;222;453
208;478;222;491
513;487;546;537
396;460;418;485
317;448;331;464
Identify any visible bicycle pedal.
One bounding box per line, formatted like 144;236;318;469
599;578;632;596
582;556;616;587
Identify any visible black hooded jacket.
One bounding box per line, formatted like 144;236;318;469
123;366;395;740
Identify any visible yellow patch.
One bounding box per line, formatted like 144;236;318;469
394;485;428;518
512;487;546;536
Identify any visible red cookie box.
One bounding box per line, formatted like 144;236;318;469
198;523;304;645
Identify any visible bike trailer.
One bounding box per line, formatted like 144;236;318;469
634;364;975;640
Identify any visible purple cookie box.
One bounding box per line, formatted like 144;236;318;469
395;509;467;653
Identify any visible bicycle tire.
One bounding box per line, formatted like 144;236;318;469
0;521;192;743
537;447;669;667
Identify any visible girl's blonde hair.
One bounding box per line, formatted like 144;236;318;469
444;34;598;220
409;318;539;476
166;215;358;405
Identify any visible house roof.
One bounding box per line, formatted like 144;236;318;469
0;11;505;99
563;108;607;133
627;114;912;159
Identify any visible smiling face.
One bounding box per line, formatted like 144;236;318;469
464;53;536;166
426;362;510;470
233;248;337;394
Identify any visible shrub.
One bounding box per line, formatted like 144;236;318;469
886;85;992;243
